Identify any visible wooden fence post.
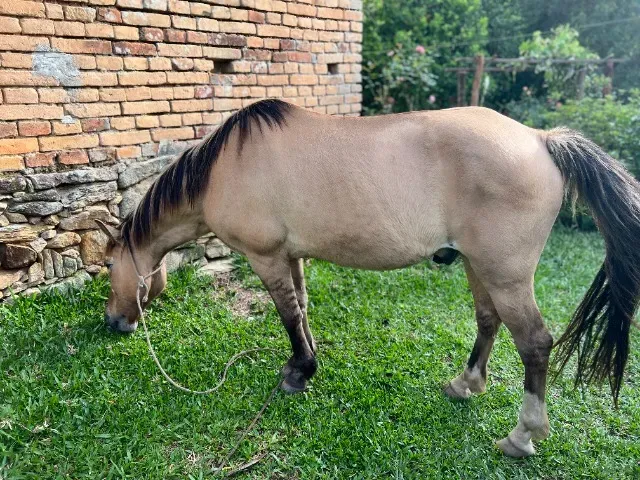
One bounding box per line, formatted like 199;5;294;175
603;59;614;96
457;71;467;106
470;54;485;106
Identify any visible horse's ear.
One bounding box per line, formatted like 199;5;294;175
95;220;120;242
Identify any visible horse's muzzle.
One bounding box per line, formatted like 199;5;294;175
105;313;138;333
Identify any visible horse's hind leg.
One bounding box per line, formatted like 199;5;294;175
445;258;502;399
290;258;316;353
247;254;317;393
469;258;553;457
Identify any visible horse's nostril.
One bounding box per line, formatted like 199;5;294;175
104;313;111;324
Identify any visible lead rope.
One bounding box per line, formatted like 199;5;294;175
130;247;283;476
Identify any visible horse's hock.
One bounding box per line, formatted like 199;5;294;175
0;0;363;300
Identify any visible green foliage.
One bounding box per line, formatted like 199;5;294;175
544;91;640;178
363;0;488;114
519;25;599;101
1;231;639;477
363;37;437;114
508;91;640;229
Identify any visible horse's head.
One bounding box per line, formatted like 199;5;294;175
96;220;167;333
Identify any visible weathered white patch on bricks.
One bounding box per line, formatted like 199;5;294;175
32;45;81;87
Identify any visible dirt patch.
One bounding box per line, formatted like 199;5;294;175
212;273;271;318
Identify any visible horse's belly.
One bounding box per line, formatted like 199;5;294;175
289;224;446;270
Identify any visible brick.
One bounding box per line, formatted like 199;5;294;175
52;120;83;135
143;0;168;11
111;116;136;130
122;100;170;115
172;15;196;30
0;155;24;172
123;57;150;71
122;11;170;28
219;21;256;35
65;6;97;22
135;115;160;128
97;7;122;23
125;87;151;101
151;126;194;141
86;23;115;38
0;17;22;34
113;26;138;40
168;0;190;14
58;150;89;165
0;35;49;52
249;10;266;23
230;8;248;21
0;2;46;18
173;86;194;99
257;24;289;37
190;3;211;16
212;98;242;110
118;0;143;7
142;27;163;42
171;99;212;112
150;87;174;100
116;145;141;159
159;114;181;127
54;21;86;37
4;88;38;104
0;104;63;121
149;57;172;71
186;31;207;44
97;56;124;71
172;58;194;71
99;129;151;146
51;38;111;54
0;137;38;154
197;18;219;32
288;3;315;16
165;29;186;43
89;147;116;163
194;59;214;71
25;152;55;168
40;134;100;151
195;125;216;138
113;42;157;56
45;4;64;20
0;122;18;139
18;121;51;137
81;118;110;132
65;103;121;118
194;85;214;98
118;72;166;86
203;47;242;60
157;43;202;57
80;72;119;87
182;112;202;125
99;89;126;102
0;53;30;69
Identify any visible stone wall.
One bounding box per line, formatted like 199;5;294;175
0;0;363;300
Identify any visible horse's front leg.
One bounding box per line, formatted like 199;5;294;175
248;254;317;393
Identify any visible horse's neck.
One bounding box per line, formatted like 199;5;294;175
143;207;209;265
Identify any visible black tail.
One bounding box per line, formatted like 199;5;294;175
545;127;640;403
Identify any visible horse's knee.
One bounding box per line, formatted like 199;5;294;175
476;308;499;338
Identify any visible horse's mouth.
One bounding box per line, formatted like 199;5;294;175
105;313;138;333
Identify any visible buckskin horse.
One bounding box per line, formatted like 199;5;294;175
98;99;640;457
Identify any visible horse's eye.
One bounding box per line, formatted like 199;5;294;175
105;259;113;269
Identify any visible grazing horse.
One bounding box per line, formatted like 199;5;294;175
98;99;640;457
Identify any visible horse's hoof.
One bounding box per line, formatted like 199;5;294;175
443;381;471;400
281;378;306;393
496;436;535;458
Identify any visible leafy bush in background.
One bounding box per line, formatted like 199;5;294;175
363;37;438;114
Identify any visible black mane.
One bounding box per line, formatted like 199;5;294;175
120;99;292;246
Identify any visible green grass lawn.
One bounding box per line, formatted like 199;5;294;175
1;228;639;479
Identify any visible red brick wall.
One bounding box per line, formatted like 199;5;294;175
0;0;362;171
0;0;362;299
